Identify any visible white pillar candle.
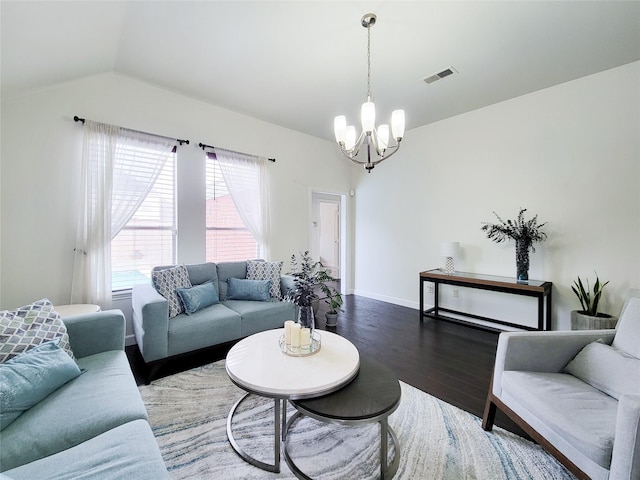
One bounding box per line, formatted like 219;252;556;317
290;323;301;348
284;320;294;345
300;327;310;348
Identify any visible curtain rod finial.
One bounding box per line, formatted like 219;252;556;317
73;115;85;124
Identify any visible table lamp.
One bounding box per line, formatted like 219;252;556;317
440;242;460;275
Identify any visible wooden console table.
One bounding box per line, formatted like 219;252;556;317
419;269;552;332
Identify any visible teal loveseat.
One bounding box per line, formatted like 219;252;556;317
0;310;168;479
131;261;295;381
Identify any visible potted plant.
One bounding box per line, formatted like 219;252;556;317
570;274;617;330
321;286;343;327
481;208;548;282
285;251;337;329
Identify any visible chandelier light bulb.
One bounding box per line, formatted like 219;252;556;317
345;125;357;150
392;110;405;140
334;115;347;144
361;101;376;133
377;124;389;150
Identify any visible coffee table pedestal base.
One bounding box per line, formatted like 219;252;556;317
284;410;400;480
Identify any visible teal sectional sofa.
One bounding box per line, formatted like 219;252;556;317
132;261;296;381
1;310;168;479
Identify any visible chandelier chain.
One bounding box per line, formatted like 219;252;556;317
367;23;371;98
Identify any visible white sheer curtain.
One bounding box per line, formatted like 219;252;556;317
71;120;175;307
214;147;271;258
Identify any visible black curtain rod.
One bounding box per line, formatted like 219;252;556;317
199;142;276;163
73;116;189;146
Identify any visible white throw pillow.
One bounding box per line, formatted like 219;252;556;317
565;339;640;400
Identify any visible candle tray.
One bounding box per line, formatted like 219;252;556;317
279;331;321;357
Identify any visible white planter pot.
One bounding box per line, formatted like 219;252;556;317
571;310;618;330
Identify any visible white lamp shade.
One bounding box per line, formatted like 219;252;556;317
377;124;389;150
391;109;405;140
440;242;460;257
345;125;357;150
361;101;376;133
334;115;347;144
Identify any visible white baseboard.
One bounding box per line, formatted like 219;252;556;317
125;334;136;347
352;289;420;310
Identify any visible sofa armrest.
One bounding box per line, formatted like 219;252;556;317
610;395;640;480
62;310;125;358
131;284;169;363
492;329;616;397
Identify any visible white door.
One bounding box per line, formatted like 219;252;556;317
311;193;342;280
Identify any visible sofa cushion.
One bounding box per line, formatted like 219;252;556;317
4;419;168;480
216;261;248;300
227;277;272;301
0;340;82;430
565;340;640;400
168;303;241;357
224;299;296;337
247;260;284;299
152;265;192;318
612;295;640;358
0;298;75;363
502;371;617;469
176;281;219;315
0;350;147;470
185;262;218;287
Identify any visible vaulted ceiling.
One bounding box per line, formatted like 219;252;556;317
2;1;639;141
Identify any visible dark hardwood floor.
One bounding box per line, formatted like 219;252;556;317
126;294;526;437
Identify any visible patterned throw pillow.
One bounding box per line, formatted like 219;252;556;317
152;265;192;318
247;260;283;299
0;299;75;363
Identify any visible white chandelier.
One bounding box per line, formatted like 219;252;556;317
334;13;405;172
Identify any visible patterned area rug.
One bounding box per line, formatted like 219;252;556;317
139;361;575;480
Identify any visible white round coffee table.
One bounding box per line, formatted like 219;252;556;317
226;328;359;473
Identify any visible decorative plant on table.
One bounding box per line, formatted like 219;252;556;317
285;251;337;330
481;208;548;282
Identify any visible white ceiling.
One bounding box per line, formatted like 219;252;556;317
2;1;639;141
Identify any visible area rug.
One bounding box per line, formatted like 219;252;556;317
139;361;575;479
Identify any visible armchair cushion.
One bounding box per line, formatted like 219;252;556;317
612;295;640;358
565;340;640;400
501;371;617;469
151;265;192;318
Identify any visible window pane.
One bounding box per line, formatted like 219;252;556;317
205;156;258;262
111;151;176;290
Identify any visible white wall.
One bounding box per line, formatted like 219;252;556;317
0;73;352;339
353;61;640;330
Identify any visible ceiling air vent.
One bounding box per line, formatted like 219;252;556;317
423;66;458;85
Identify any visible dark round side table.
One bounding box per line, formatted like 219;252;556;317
285;356;401;480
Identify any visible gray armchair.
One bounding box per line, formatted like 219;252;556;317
483;290;640;480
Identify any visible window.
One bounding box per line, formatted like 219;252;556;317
111;147;176;291
205;154;258;262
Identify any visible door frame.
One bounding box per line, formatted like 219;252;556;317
310;190;348;296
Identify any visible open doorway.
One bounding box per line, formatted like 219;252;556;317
311;191;346;295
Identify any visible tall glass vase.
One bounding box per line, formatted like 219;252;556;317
297;305;315;332
515;239;531;282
